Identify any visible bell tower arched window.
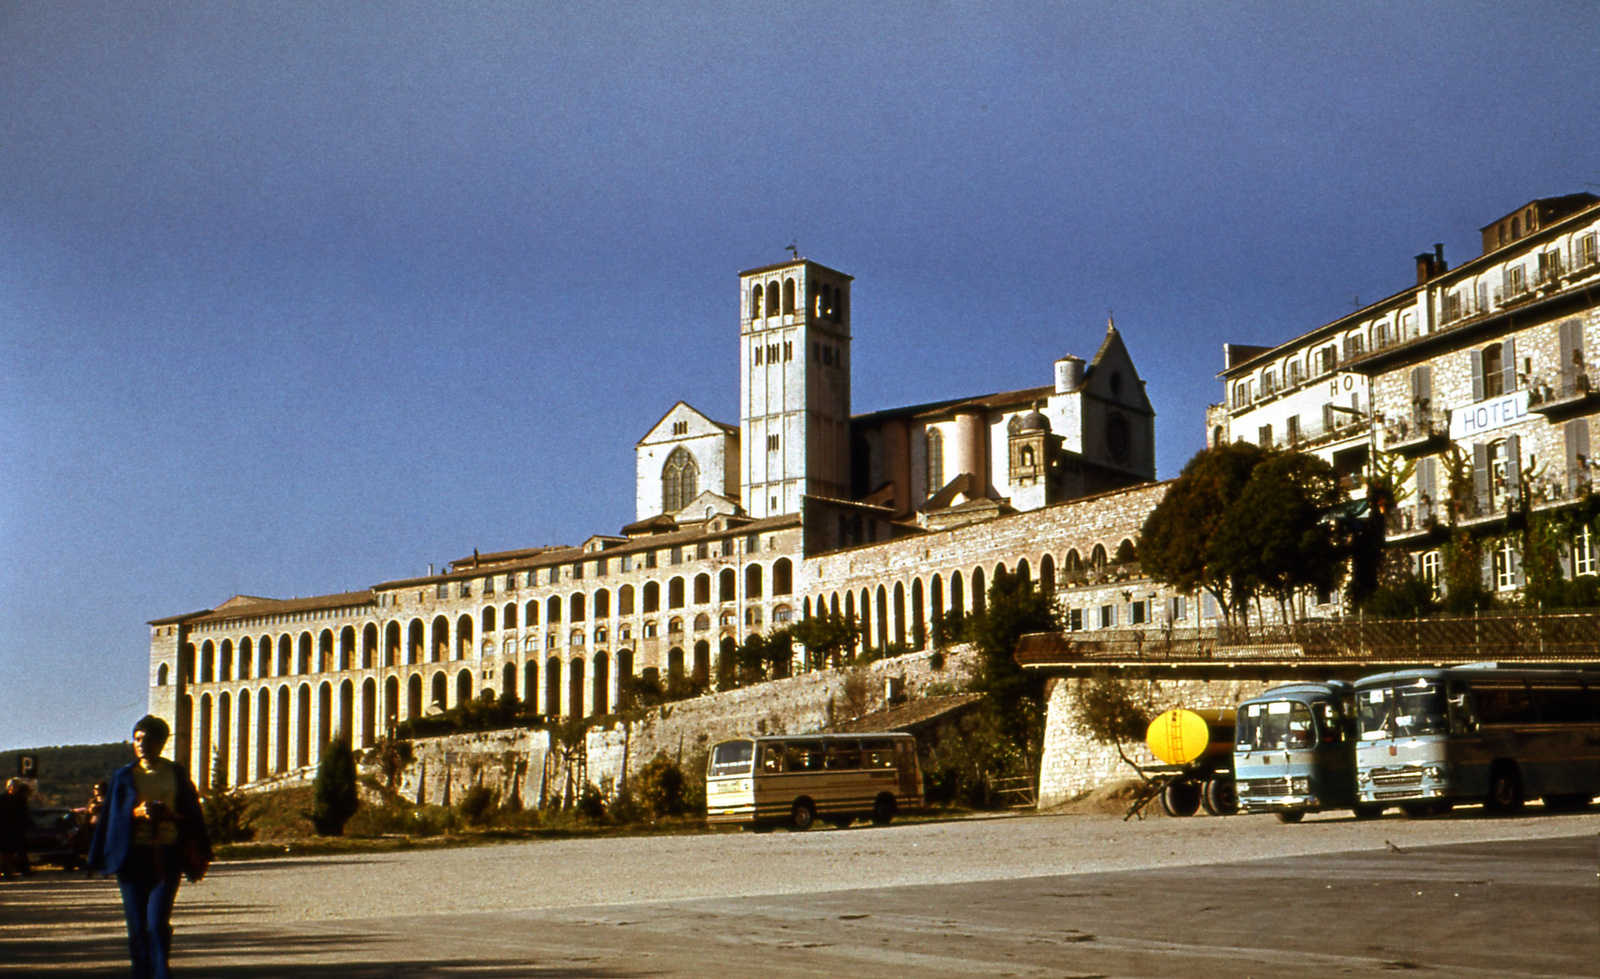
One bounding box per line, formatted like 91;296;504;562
663;447;699;513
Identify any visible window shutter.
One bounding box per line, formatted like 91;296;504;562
1567;419;1591;492
1505;435;1521;499
1473;442;1490;513
1470;348;1485;402
1502;338;1517;393
1419;457;1437;504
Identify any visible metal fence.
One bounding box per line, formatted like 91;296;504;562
1024;610;1600;666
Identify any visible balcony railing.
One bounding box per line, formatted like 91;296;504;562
1382;405;1448;454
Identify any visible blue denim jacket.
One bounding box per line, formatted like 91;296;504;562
88;761;211;876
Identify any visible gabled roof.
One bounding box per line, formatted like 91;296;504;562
636;401;738;447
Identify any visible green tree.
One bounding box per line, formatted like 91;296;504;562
310;736;360;836
634;751;687;819
788;611;857;670
1139;441;1266;620
1209;450;1342;620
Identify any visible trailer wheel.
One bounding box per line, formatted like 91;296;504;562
1160;780;1202;817
1275;810;1305;824
1201;778;1239;816
871;794;896;826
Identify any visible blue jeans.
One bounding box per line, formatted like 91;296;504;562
116;844;182;979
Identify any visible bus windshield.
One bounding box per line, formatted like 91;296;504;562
1357;681;1449;740
709;740;754;776
1237;700;1316;749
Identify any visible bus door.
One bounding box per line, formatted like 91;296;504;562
893;739;920;799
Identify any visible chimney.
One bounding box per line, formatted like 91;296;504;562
1433;243;1447;274
1415;252;1436;285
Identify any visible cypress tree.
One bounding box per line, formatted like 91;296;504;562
311;736;359;836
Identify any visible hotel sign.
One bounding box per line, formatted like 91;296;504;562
1449;390;1529;440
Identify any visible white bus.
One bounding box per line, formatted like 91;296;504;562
1354;666;1600;815
705;733;924;830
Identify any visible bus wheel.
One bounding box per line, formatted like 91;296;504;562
1202;778;1239;816
1275;810;1305;824
790;800;816;831
1352;804;1384;820
871;795;896;826
1485;763;1524;815
1160;780;1202;817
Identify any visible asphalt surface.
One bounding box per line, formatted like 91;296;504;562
2;807;1596;978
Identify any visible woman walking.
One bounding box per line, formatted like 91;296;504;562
89;715;211;979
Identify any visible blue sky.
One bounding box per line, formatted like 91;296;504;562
3;2;1598;750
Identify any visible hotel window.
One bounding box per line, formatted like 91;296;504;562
483;576;495;595
458;581;471;598
621;555;633;572
1285;415;1300;444
1097;604;1117;629
1167;595;1187;621
1066;608;1083;631
1130;601;1147;625
1493;538;1520;591
573;562;584;581
671;546;683;566
1581;233;1598;267
645;551;657;569
1575;527;1597;577
1258;424;1273;447
1506;264;1527;296
1317;346;1337;374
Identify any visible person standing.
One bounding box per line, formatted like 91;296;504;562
89;716;212;979
0;778;32;878
81;782;109;878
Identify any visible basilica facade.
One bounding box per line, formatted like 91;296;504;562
148;257;1165;790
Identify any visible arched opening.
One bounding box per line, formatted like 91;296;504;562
568;657;585;717
616;650;634;694
362;624;377;669
430;617;449;662
455;669;472;707
361;678;376;747
592;652;609;715
483;605;497;634
295;684;311;768
237;639;251;680
719;568;736;602
338;679;353;743
256;687;271;781
766;280;780;316
783;276;797;313
503;602;518;630
894;582;907;648
972;567;987;614
593;588;610;619
407;674;423;721
209;692;225;790
750;283;764;319
405;620;421;666
662;446;700;513
745;563;764;598
340;626;356;671
1115;538;1137;564
694;573;711;604
1090;544;1108;569
275;685;290;774
1016;558;1031;584
1040;553;1056;595
201;641;215;683
319;630;334;672
547;595;562;624
692;640;710;686
876;585;890;649
316;682;332;759
618;585;635;615
383;675;399;735
455;614;473;659
431;672;448;713
502;663;517;704
523;660;538;712
668;576;685;608
157;663;170;686
951;570;965;617
258;636;271;677
235;692;250;785
719;636;737;686
298;633;314;674
643;581;660;612
911;579;926;650
545;658;561;716
773;558;792;595
667;647;685;688
525;600;540;626
567;593;584;623
219;640;233;682
925;427;944;494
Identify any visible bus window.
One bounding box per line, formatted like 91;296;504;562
862;738;896;769
711;740;755;776
1475;683;1536;725
1359;681;1448;739
1238;701;1315;749
785;740;825;772
762;743;785;773
825;740;861;770
1528;684;1594;724
1315;702;1344;742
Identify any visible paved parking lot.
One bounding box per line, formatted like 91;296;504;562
3;808;1596;977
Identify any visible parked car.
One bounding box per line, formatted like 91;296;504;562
26;808;85;870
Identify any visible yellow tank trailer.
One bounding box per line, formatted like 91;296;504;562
1139;707;1238;817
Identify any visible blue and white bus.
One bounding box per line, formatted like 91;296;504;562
1235;681;1378;823
1354;666;1600;816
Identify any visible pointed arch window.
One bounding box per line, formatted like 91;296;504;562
662;447;699;512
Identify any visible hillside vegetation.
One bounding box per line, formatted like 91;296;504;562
0;742;131;807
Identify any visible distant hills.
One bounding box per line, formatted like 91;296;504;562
0;743;131;808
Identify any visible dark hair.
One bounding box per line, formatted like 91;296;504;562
132;714;170;747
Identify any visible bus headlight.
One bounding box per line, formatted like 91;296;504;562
1290;777;1310;794
1235;780;1251;794
1357;771;1370;786
1422;766;1444;781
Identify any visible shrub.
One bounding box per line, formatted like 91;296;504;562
310;737;360;836
457;784;499;827
634;752;687;819
202;789;257;844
